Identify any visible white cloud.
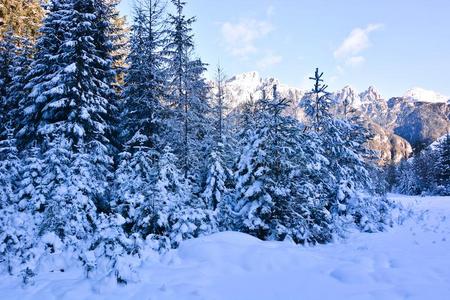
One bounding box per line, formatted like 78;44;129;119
334;23;384;60
345;55;365;67
221;19;274;58
256;52;283;69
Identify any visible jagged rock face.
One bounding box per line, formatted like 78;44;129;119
387;98;450;150
333;86;450;154
210;71;449;164
363;120;413;166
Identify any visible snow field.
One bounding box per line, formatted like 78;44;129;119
1;194;450;300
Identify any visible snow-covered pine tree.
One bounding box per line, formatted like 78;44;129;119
150;146;217;247
164;0;212;183
113;0;168;240
2;35;34;140
184;58;212;185
395;159;419;195
411;149;435;194
0;123;38;279
37;136;77;238
232;85;329;242
0;31;17;135
17;144;44;212
212;64;228;144
113;144;158;236
303;68;391;234
0;126;20;207
22;0;117;192
17;0;68;148
104;0;129;90
434;133;450;195
301;68;332;132
203;142;229;211
154;146;189;235
121;0;167;150
10;0;121;276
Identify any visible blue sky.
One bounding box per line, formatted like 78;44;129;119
118;0;450;97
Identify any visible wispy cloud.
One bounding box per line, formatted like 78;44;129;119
257;52;283;69
221;19;274;58
334;23;384;66
345;55;365;67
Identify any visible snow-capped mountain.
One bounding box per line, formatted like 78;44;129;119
404;87;450;104
222;71;305;109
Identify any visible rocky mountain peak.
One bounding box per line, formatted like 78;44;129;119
360;86;383;103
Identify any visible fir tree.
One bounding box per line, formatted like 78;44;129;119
5;36;34;132
113;145;158;235
17;0;68;147
164;0;211;181
434;133;450;194
17;144;45;212
301;68;332;132
121;0;167;150
0;31;17;135
0;126;20;207
203;143;230;211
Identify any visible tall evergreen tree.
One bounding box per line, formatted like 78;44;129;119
164;0;211;181
5;36;34;132
0;126;20;207
0;31;17;135
301;68;332;132
15;0;118;252
434;133;450;194
104;0;129;89
17;0;68;147
113;0;168;239
121;0;167;150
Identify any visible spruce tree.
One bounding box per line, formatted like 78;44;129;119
164;0;211;181
121;0;167;150
113;0;168;239
114;145;158;235
0;126;20;207
17;0;68;147
434;133;450;195
0;31;16;135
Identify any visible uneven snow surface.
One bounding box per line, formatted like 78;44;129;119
2;194;450;300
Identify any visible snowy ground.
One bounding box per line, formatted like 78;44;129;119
1;194;450;300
